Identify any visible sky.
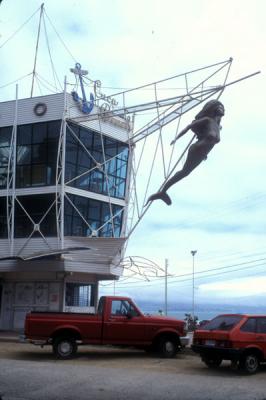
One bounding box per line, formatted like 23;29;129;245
0;0;266;309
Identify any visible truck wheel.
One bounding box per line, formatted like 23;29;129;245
158;337;178;358
202;356;222;368
53;337;77;359
240;353;260;374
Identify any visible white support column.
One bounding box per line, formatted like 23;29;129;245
121;118;134;239
56;77;67;249
60;77;67;249
7;84;18;256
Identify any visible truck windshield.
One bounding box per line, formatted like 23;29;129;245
202;315;242;331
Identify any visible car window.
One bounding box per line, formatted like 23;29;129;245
111;300;140;317
127;302;140;317
257;318;266;334
202;315;242;331
111;300;128;316
240;318;257;333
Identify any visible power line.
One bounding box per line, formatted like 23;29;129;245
100;256;266;289
0;5;41;49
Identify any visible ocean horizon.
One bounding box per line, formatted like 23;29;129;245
138;302;266;321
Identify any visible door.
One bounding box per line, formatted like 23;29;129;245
103;299;147;344
239;316;266;356
13;283;34;331
0;283;14;330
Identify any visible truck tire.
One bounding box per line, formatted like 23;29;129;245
239;352;260;374
53;337;77;359
157;337;178;358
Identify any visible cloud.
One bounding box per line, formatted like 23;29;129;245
200;276;266;298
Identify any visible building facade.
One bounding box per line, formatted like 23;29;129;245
0;90;132;330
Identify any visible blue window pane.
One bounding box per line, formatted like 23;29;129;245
64;194;123;238
65;163;76;183
0;166;8;188
32;144;47;164
102;203;111;222
0;126;12;146
80;128;93;148
106;158;116;175
31;164;47;186
48;120;61;140
67;124;79;143
105;175;116;197
88;219;100;232
74;196;88;217
89;170;103;192
118;145;129;161
0;198;7;238
116;178;126;198
116;159;127;178
16;165;31;187
92;150;103;163
78;148;91;167
0;147;9;165
64;215;72;236
93;134;102;152
32;123;47;144
64;124;128;199
15;121;59;187
76;169;91;190
101;222;113;237
66;142;78;164
17;145;31;165
88;200;101;220
104;138;117;158
17;125;31;145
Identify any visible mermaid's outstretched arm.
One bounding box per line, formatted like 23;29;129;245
170;117;209;145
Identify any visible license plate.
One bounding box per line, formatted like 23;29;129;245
205;340;215;346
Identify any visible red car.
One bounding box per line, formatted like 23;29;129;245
192;314;266;374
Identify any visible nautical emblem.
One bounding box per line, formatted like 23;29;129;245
70;63;94;114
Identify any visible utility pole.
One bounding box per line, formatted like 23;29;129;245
191;250;197;321
165;258;168;316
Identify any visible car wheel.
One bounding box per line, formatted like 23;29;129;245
202;356;222;368
240;353;260;374
158;337;178;358
53;337;77;359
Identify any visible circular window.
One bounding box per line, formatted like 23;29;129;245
34;102;47;116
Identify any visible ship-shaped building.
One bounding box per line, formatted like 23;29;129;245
0;75;132;330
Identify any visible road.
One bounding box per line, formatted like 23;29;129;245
0;341;266;400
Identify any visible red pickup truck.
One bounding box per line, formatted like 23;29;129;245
192;314;266;374
24;296;188;359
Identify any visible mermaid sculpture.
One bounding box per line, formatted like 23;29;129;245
145;100;225;206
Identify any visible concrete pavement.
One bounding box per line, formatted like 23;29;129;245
0;340;266;400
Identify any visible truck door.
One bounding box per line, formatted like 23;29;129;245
103;299;146;344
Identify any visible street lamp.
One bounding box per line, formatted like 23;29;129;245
191;250;197;321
